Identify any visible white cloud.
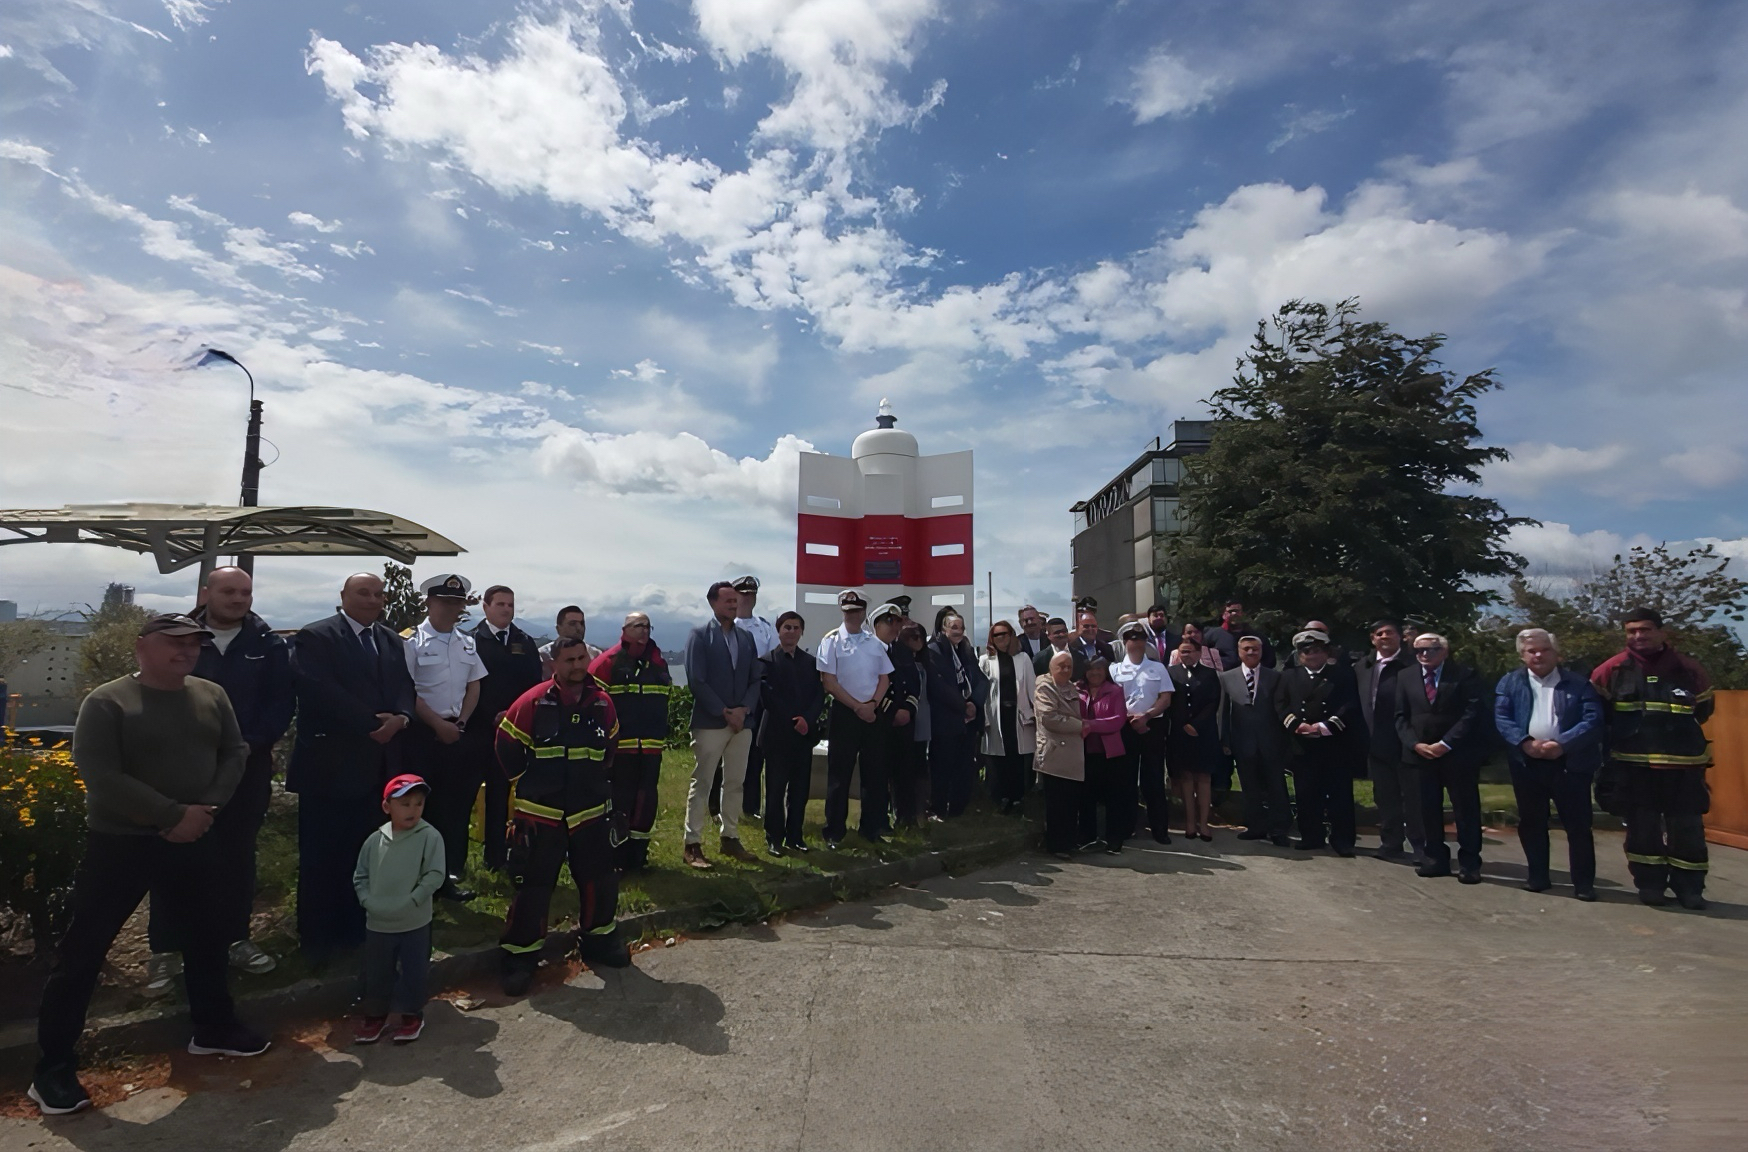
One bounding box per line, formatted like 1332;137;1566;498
534;427;813;513
1487;441;1745;503
287;210;343;233
1125;47;1225;123
1595;187;1748;260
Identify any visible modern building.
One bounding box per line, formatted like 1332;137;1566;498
1070;420;1215;618
3;618;89;728
795;400;974;624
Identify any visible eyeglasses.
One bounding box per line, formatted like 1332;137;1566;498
1415;645;1443;654
991;630;1013;639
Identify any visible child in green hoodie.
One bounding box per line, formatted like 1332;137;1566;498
351;774;446;1043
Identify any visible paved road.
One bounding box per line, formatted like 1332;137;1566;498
5;828;1745;1151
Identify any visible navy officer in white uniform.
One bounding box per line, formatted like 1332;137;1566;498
403;573;488;901
817;589;894;847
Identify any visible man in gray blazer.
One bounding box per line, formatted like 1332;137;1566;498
682;582;761;868
1217;635;1293;845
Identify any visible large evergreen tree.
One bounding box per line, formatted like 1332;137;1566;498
1164;300;1529;642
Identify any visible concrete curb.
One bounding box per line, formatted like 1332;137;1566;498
0;825;1034;1075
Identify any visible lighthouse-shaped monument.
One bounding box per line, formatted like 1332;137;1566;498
794;400;974;620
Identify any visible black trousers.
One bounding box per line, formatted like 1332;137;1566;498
1368;751;1425;853
472;727;511;868
1124;725;1171;841
1419;758;1482;872
148;746;274;951
501;810;617;964
406;722;475;881
40;832;237;1068
612;749;663;869
1293;745;1356;849
1041;773;1082;854
1080;750;1136;846
825;703;887;840
987;753;1033;806
929;730;975;817
1623;764;1710;896
297;794;383;958
1233;748;1292;839
1511;760;1595;890
889;734;929;827
762;736;813;847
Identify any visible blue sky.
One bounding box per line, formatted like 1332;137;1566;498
4;0;1747;640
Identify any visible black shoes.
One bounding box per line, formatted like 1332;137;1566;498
1374;845;1407;861
1270;835;1292;847
1334;845;1356;858
1294;840;1325;852
188;1021;271;1057
1677;892;1708;911
1417;862;1452;878
1574;887;1598;902
1235;829;1268;841
1526;878;1553;893
1458;870;1481;885
502;962;535;997
436;879;475;902
28;1062;91;1115
1638;887;1668;907
579;933;633;969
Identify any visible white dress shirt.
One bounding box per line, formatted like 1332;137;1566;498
736;615;780;659
404;621;487;718
1527;667;1562;743
816;626;894;703
1111;656;1171;716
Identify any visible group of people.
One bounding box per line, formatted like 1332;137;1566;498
21;570;1719;1116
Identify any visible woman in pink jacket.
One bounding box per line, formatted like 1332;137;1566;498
1080;657;1132;854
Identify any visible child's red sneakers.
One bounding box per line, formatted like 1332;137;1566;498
353;1016;389;1044
390;1014;424;1043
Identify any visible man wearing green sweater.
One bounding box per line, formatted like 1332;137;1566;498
31;613;266;1116
351;774;446;1043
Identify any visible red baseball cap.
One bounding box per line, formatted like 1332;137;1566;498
383;774;430;801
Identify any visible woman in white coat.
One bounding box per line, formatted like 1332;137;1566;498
979;620;1037;814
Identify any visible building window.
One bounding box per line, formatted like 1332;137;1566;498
804;542;840;556
1152;497;1182;534
931;494;964;509
804;592;839;604
930;543;965;557
806;495;842;508
1152;457;1181;485
931;593;966;606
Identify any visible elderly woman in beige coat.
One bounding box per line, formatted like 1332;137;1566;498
1034;651;1086;858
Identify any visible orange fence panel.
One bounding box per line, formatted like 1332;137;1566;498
1704;689;1748;851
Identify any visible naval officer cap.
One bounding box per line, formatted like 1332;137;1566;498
730;575;761;594
1117;620;1150;641
420;573;472;600
1291;628;1330;650
869;602;903;625
1074;595;1099;612
837;589;869;609
884;594;913;612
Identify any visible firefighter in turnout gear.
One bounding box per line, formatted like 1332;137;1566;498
494;637;630;995
589;612;673;872
1591;607;1716;910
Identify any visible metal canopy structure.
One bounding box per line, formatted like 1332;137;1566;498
0;504;465;574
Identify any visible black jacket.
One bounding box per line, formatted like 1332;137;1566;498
1218;664;1292;762
758;646;824;749
1167;662;1222;772
926;635;985;738
1393;661;1489;769
287;612;417;798
192;609;294;755
880;641;922;730
469;621;544;724
1032;645;1087;683
1355;648;1415;760
1273;664;1358;758
1204;624;1276;670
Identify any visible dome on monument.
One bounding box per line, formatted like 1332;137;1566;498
851;398;918;459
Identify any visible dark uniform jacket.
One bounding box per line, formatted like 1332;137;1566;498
879;641;922;731
192;608;294;755
1167;662;1222;772
288;611;416;798
495;679;618;819
1032;645;1087;683
927;634;985;738
470;621;544;727
590;641;673;754
1392;661;1489;770
1274;664;1358;757
1590;647;1714;770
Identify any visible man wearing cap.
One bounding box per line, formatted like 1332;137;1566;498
1275;629;1360;856
819;590;894;846
726;575;779;824
402;574;487;902
590;612;673;870
144;565;293;982
30;614;265;1115
886;594;915;627
1074;596;1116;646
470;586;545;871
866;602;916;837
1112;621;1174;843
288;573;418;964
682;582;762;868
495;637;629;995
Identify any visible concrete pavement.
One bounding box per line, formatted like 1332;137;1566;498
4;827;1745;1151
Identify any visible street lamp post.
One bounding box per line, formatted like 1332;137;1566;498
196;349;263;577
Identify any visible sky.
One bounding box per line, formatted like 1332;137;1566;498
4;0;1747;643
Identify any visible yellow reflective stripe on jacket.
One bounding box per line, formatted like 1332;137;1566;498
566;802;609;828
499;716;534;745
567;746;606;761
501;939;545;954
1625;851;1666;866
608;683;674;696
624;737;666;751
1666;857;1709;871
1615;700;1696;715
1613;749;1713;766
586;921;617;935
514;797;565;820
532;745;565;759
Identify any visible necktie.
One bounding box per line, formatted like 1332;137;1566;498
1424;670;1437;703
1245;668;1256;703
496;630;508;646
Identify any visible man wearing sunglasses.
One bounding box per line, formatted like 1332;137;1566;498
1393;632;1488;884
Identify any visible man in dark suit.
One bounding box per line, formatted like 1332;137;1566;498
1204;600;1276;670
287;572;417;962
1355;619;1420;861
1218;636;1293;845
1071;611;1117;666
469;584;544;870
1032;617;1087;681
1274;629;1359;856
681;582;761;868
1394;631;1489;883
